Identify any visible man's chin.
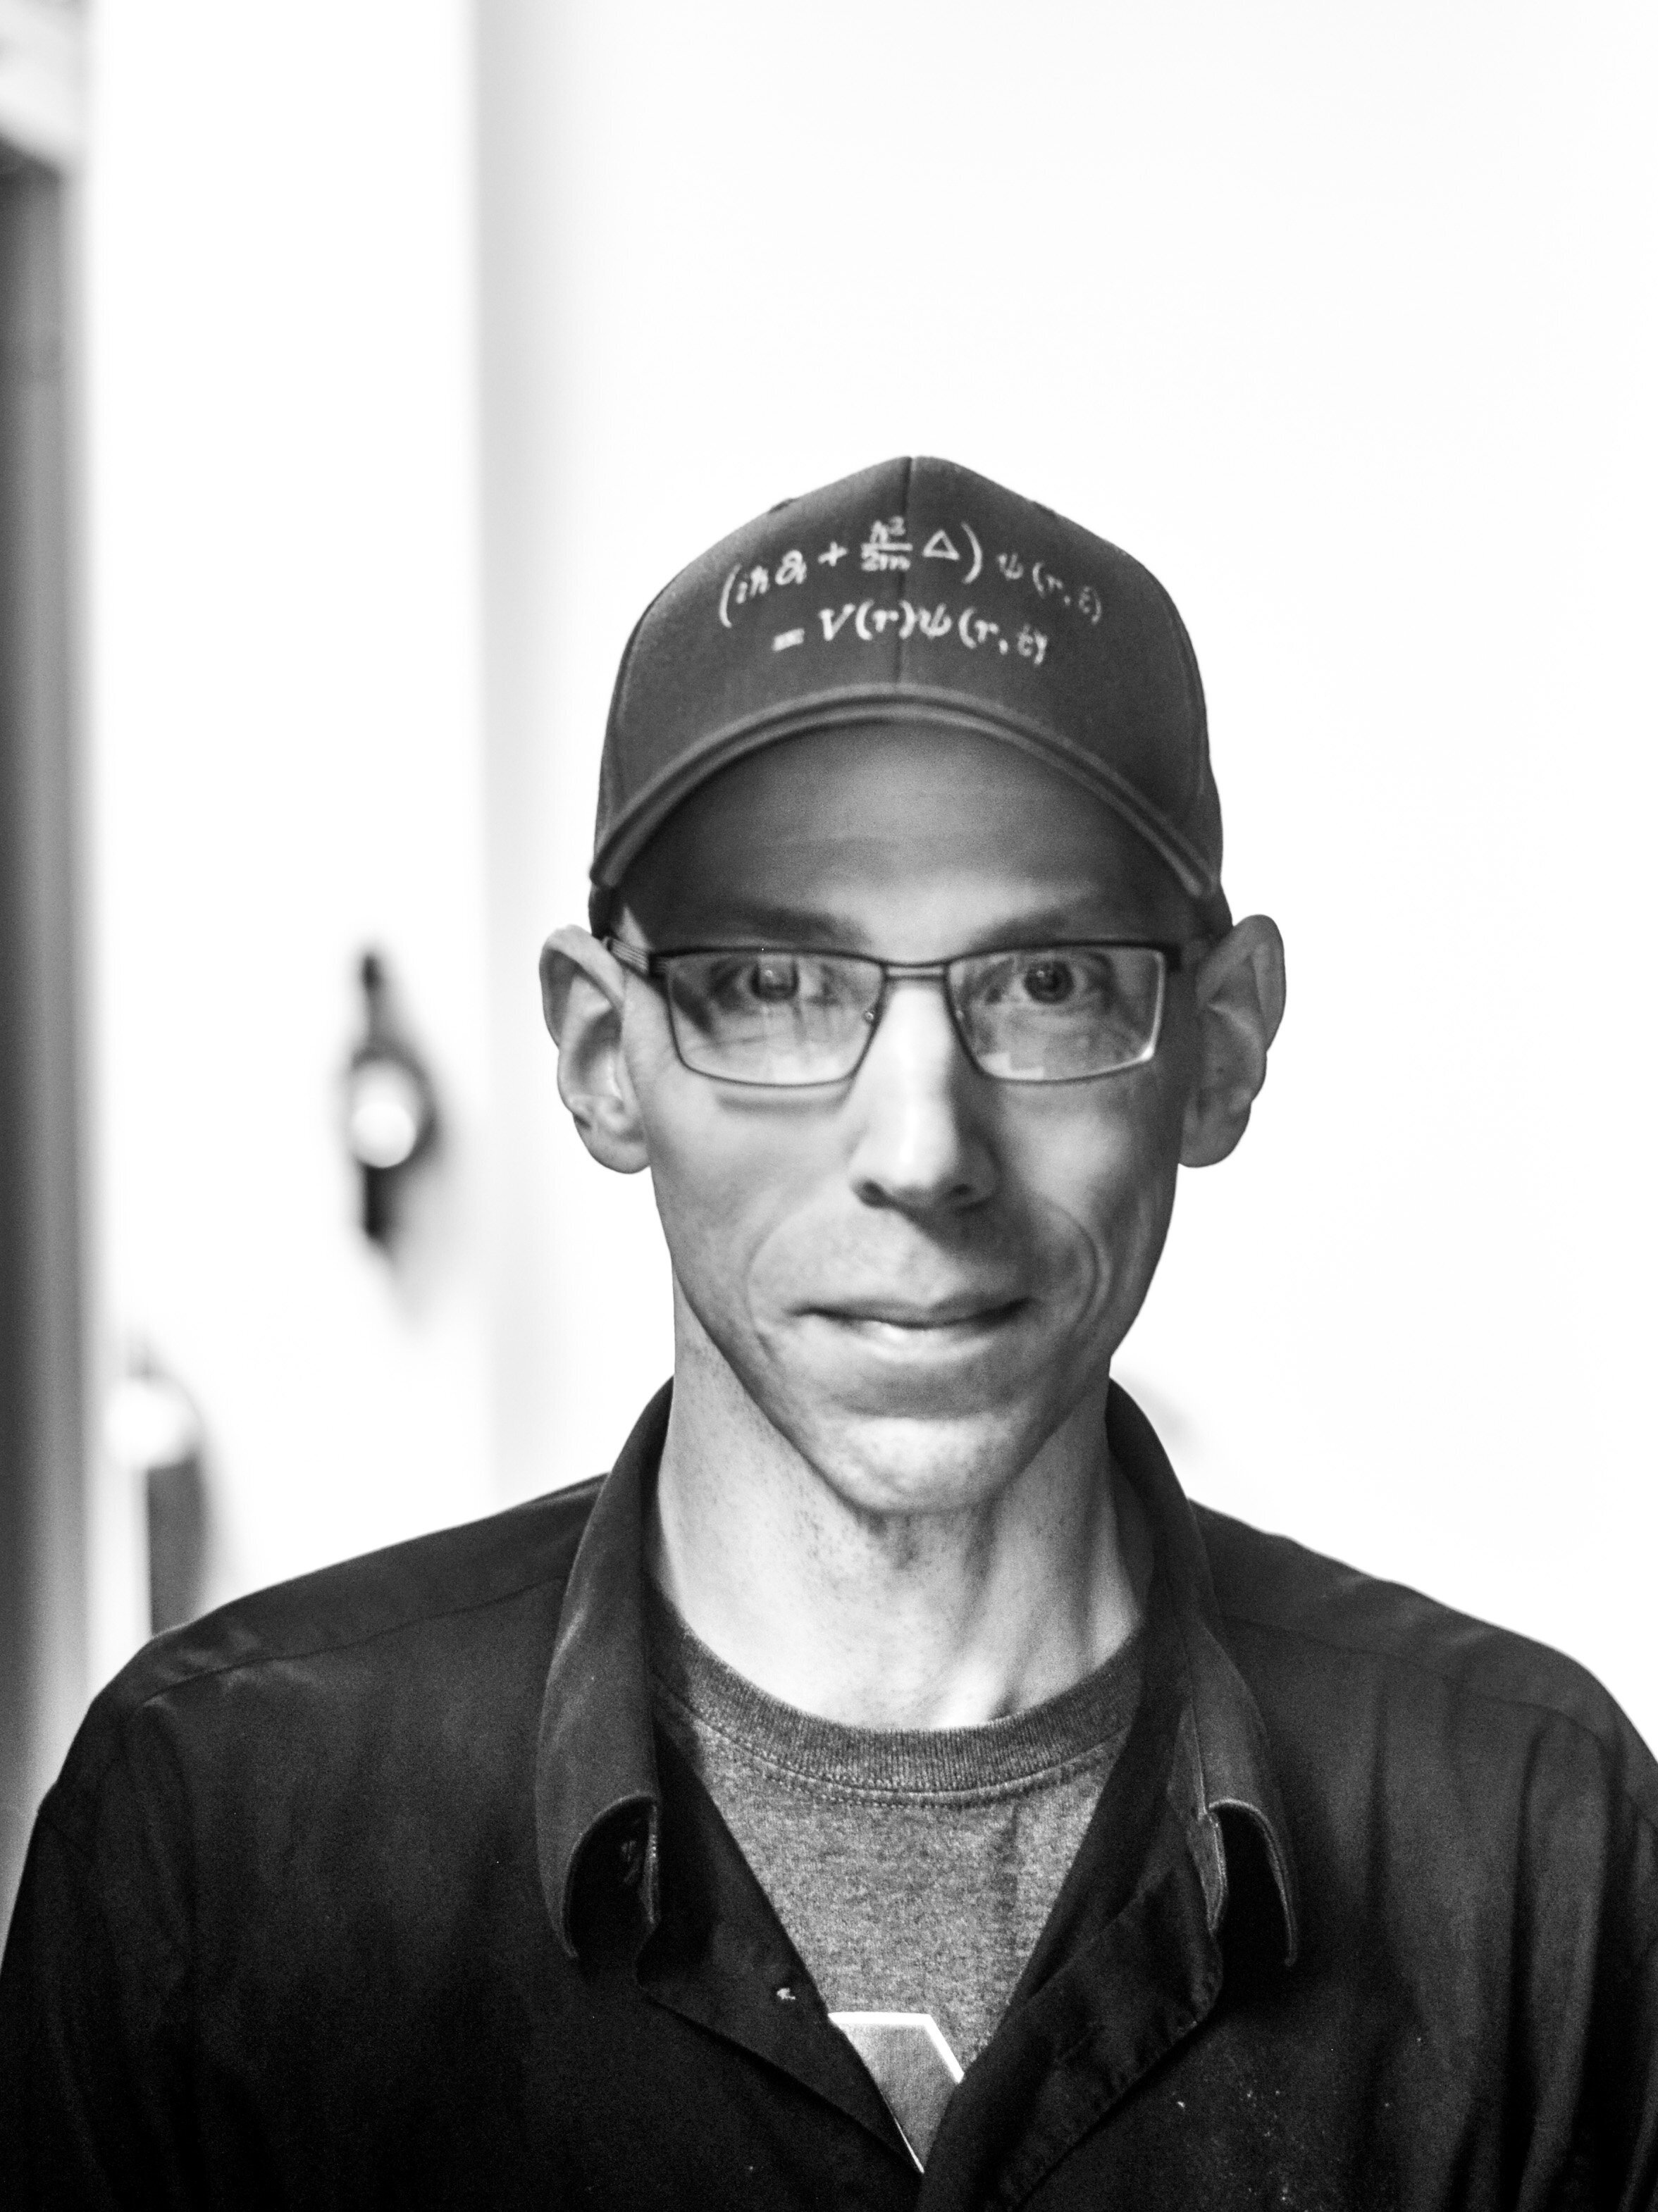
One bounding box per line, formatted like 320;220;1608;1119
772;1403;1063;1521
747;1334;1090;1520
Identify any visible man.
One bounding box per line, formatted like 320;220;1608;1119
3;457;1654;2207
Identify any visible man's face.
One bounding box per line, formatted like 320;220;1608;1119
615;723;1206;1520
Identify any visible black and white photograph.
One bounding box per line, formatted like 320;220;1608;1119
1;4;1654;2204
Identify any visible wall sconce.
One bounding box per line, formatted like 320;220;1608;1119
345;952;436;1246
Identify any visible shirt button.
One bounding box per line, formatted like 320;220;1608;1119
774;1983;797;2004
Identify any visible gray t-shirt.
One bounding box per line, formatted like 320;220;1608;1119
647;1584;1142;2165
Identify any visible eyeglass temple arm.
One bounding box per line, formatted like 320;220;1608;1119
606;938;655;978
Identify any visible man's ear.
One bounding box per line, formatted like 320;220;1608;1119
1180;914;1286;1168
538;925;650;1174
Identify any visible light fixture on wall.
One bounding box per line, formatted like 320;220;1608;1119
345;952;436;1246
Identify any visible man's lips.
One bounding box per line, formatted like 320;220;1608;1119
805;1295;1028;1334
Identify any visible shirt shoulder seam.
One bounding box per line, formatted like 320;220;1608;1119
120;1555;581;1720
1218;1602;1658;1846
45;1548;580;1858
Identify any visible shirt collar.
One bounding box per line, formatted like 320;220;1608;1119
1106;1384;1300;1963
535;1382;672;1954
535;1379;1298;1966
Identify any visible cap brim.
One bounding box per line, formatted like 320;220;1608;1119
590;686;1228;923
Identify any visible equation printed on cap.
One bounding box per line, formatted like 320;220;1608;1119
994;549;1103;623
718;518;1104;631
719;523;979;621
767;600;1048;666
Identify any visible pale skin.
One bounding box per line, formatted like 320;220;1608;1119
542;724;1285;1729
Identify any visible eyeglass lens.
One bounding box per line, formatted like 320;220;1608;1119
661;947;1166;1086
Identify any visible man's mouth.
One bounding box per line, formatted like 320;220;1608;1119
808;1296;1028;1343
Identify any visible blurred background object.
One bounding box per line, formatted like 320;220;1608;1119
0;0;86;1934
0;0;83;170
345;952;438;1247
1;0;1654;1934
104;1355;205;1634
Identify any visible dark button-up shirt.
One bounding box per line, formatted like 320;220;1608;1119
3;1384;1655;2207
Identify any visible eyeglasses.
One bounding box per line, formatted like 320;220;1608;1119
607;938;1186;1088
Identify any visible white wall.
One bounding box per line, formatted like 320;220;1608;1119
477;1;1658;1740
85;0;492;1682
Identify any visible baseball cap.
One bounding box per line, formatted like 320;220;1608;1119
589;456;1228;935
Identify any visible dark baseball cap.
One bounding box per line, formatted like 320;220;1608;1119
589;456;1227;934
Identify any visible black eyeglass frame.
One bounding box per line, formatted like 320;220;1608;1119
606;936;1193;1089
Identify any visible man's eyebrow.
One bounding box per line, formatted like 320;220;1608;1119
659;901;869;946
954;899;1156;945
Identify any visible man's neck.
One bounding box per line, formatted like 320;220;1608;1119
645;1319;1150;1731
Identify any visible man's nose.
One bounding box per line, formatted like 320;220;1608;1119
844;978;998;1214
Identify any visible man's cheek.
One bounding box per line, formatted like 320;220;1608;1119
1030;1133;1177;1321
1016;1117;1156;1241
648;1136;808;1309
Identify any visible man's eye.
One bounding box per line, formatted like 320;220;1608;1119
1020;959;1077;1005
748;957;800;1004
